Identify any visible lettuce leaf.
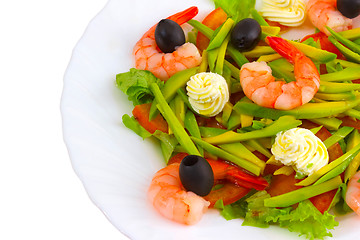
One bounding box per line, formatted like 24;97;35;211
216;190;339;239
116;68;163;106
213;0;255;22
122;115;177;162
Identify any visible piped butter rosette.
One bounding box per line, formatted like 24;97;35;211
186;72;229;117
257;0;306;26
271;127;329;176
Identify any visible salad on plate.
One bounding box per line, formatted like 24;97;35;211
115;0;360;239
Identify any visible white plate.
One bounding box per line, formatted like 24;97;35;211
61;0;360;239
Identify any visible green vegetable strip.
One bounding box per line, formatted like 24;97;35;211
184;111;204;156
188;19;213;38
199;50;208;72
219;142;266;170
176;88;198;114
245;139;272;158
207;49;219;72
315;154;357;185
310;118;342;131
188;20;248;67
345;108;360;120
297;143;360;186
338;27;360;40
323;126;354;148
203;116;302;145
243;46;276;58
150;83;200;155
227;45;249;67
207;18;234;51
345;130;360;181
315;92;356;101
224;60;240;80
215;34;231;75
149;67;198;120
327;27;360;55
199;127;228;138
191;137;261;176
333;59;360;68
319;81;360;93
264;176;342;207
320;67;360;82
250;8;269;26
233;97;360;120
328;36;360;64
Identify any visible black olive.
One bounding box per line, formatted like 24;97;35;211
155;19;186;53
230;18;262;52
337;0;360;19
179;155;214;196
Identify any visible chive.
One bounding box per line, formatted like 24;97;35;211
264;176;342;207
150;83;200;155
191;137;261;176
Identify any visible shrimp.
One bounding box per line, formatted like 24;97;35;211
345;170;360;216
133;7;202;81
147;163;210;225
240;36;320;110
306;0;352;36
148;155;269;225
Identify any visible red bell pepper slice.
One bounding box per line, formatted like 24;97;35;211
132;103;168;134
196;7;227;52
301;32;344;59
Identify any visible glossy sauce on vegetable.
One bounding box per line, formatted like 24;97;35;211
155;19;186;53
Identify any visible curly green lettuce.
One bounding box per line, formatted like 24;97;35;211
215;191;339;240
116;68;164;106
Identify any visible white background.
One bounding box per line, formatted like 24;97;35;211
1;1;128;239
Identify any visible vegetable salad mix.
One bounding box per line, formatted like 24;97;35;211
116;0;360;239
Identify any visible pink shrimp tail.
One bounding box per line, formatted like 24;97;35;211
266;36;303;64
167;6;198;25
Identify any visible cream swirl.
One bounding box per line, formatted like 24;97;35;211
271;128;329;176
257;0;306;26
186;72;229;117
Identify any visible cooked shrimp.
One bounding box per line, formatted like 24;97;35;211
346;170;360;216
147;163;210;225
306;0;352;36
240;36;320;110
133;7;202;81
